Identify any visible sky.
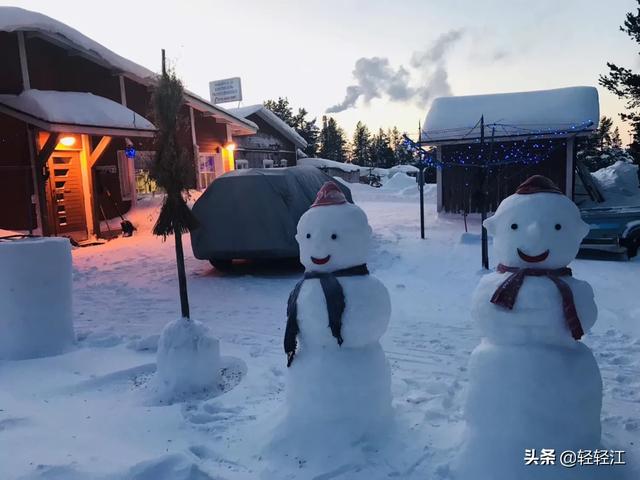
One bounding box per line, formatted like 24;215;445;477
5;0;640;141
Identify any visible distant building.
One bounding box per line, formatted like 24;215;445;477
228;105;308;168
298;158;361;183
420;87;600;214
0;7;256;241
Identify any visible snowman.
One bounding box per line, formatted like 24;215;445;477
281;181;393;444
457;176;603;479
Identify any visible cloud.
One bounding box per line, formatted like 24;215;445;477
326;29;464;113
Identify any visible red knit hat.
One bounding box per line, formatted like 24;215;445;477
311;182;347;207
515;175;563;195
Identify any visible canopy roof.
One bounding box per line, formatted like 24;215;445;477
228;105;307;148
422;86;600;144
0;7;256;136
0;89;156;137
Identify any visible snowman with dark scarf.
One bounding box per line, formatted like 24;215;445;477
457;176;603;480
282;181;393;441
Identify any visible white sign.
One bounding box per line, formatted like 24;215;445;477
209;77;242;104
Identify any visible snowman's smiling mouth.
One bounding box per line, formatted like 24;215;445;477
311;255;331;265
517;248;549;263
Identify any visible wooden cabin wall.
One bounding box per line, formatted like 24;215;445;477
0;32;22;94
25;36;121;100
440;139;567;214
0;112;34;230
234;114;297;168
194;112;227;154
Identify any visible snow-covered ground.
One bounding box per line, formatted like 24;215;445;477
1;185;638;480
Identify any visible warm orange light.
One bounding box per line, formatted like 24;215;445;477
225;142;236;151
59;136;76;147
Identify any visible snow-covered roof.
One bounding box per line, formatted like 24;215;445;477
298;158;360;173
0;7;256;135
228;105;307;148
422;86;600;144
0;90;156;136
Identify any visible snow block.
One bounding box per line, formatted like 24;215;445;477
0;237;74;360
156;319;221;399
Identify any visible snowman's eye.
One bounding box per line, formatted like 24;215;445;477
306;233;311;239
331;234;337;240
555;224;562;231
510;223;518;230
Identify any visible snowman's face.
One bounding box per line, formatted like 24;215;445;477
296;204;372;272
484;192;590;269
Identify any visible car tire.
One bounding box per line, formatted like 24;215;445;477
209;259;233;271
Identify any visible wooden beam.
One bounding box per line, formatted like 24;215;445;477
17;31;30;90
34;132;59;236
88;136;112;167
37;132;59;170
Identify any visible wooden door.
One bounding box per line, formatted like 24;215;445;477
47;151;88;241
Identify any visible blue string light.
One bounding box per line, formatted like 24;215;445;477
402;120;591;170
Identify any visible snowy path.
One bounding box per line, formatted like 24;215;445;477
1;186;638;479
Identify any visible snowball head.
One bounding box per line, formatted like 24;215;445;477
484;192;590;269
296;203;372;272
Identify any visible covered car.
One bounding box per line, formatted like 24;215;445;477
190;166;353;266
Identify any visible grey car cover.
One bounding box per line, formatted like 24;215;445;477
190;166;353;261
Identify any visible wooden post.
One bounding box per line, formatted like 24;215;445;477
17;31;30;90
35;132;60;236
480;116;489;270
418;121;425;239
565;137;575;200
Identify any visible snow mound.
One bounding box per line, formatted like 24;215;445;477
299;157;360;173
593;160;640;201
381;172;417;192
125;453;215;480
0;237;75;360
155;319;221;401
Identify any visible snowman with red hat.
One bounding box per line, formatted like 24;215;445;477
280;181;393;444
457;176;603;479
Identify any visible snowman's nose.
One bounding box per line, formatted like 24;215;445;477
526;222;542;237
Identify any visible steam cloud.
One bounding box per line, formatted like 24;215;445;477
326;29;464;113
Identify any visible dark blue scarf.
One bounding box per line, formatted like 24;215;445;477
284;264;369;367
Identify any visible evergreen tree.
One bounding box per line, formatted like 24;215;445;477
317;116;347;161
577;116;630;171
150;56;198;320
351;121;372;165
371;128;394;168
264;97;319;156
600;1;640;166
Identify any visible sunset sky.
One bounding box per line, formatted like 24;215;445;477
6;0;640;141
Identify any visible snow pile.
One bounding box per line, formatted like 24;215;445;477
382;172;417;192
155;318;221;401
423;86;599;142
276;184;393;456
0;90;155;131
0;237;74;359
388;164;419;176
458;180;602;479
298;157;360;173
593;160;640;203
